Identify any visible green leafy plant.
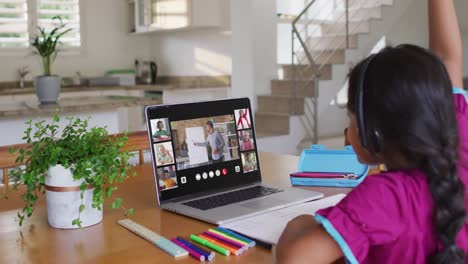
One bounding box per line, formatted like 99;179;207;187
5;115;135;227
31;16;71;76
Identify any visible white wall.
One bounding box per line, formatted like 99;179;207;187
386;0;468;77
252;0;278;97
148;0;231;77
151;0;276;108
0;0;151;82
230;0;277;111
386;0;428;47
149;29;232;76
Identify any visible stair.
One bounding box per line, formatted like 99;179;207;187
336;0;393;8
310;50;346;65
281;64;332;80
332;7;382;22
321;21;370;35
256;0;392;139
271;80;315;97
308;35;358;50
255;112;291;135
258;95;305;115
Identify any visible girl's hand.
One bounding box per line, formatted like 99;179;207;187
278;215;316;245
276;215;344;264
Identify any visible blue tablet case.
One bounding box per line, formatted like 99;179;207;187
291;144;369;188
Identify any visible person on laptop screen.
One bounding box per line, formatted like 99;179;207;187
240;130;255;151
153;120;171;140
157;144;174;165
161;169;177;189
193;121;225;163
242;152;258;172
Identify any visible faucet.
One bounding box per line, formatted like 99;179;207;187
18;66;29;88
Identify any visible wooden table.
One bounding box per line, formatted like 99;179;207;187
0;152;352;264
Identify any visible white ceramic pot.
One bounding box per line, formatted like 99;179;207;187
45;165;103;229
34;75;61;105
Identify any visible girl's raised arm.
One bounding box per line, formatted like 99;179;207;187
429;0;463;88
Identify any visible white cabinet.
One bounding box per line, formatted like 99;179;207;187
129;0;222;33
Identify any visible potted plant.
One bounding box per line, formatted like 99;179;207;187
5;116;135;229
32;16;71;105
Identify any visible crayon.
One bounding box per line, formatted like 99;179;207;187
171;238;205;261
177;237;215;261
198;233;242;256
208;229;250;247
190;234;230;256
203;231;247;250
215;227;256;247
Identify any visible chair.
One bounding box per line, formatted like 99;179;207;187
0;131;151;191
0;143;28;190
118;131;151;165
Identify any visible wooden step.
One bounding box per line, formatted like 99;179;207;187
257;95;305;115
320;21;370;35
296;50;345;65
254;112;290;135
310;50;345;64
271;80;316;97
281;64;332;80
331;6;382;22
308;35;358;51
336;0;392;9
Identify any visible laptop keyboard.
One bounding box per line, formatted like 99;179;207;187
182;186;283;210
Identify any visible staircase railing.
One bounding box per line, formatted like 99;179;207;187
291;0;385;145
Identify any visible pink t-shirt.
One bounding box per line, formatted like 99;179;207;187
316;94;468;263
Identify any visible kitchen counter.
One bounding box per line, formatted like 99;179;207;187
0;75;232;96
0;84;171;96
0;95;162;146
0;95;161;120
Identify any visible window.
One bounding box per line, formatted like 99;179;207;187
0;0;29;47
37;0;81;47
0;0;81;49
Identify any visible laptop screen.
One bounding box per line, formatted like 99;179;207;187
145;98;261;203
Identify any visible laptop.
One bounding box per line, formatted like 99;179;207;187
145;98;323;225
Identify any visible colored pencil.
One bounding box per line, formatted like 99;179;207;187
203;231;247;250
215;227;256;247
171;239;205;261
190;234;230;256
177;237;215;261
198;234;243;256
208;228;250;247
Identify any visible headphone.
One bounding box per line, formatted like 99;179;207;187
355;53;383;153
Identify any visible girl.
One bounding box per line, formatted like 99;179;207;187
157;144;174;165
276;0;467;263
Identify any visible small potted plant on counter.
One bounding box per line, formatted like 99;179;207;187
32;16;71;105
6;116;135;229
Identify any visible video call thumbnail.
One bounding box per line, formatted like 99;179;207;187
241;151;258;173
238;129;255;151
235;108;251;130
157;165;178;191
150;118;171;142
154;141;174;167
170;114;240;171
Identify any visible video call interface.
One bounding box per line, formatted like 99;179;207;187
149;107;259;200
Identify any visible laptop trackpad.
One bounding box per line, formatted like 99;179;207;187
240;198;284;210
